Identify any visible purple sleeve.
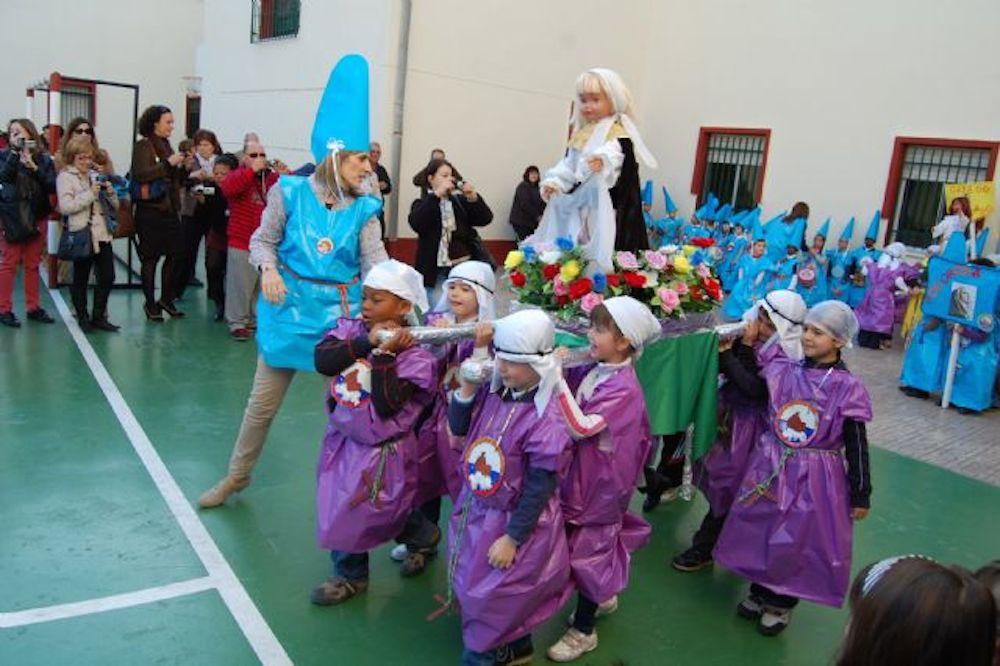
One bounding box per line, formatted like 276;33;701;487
839;375;874;423
523;403;571;472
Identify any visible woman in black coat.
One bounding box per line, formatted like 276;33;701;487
408;158;493;298
508;165;545;241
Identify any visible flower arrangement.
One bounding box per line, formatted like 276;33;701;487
504;237;722;321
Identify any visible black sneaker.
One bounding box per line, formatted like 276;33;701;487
26;308;55;323
671;547;713;572
736;593;764;620
91;316;120;332
158;300;185;318
0;311;21;328
757;605;792;636
494;637;533;665
900;386;929;399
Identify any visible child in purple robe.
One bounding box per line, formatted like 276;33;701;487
673;290;806;573
390;260;496;576
544;296;660;662
714;300;873;636
309;259;439;606
447;309;572;665
856;242;917;349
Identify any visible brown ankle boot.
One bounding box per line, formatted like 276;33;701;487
197;475;251;508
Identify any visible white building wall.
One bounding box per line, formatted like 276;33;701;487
0;0;202;174
642;0;1000;244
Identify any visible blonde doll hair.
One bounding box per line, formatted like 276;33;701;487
573;69;635;129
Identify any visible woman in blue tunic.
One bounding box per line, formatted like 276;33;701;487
199;54;390;508
723;222;776;320
826;218;855;303
795;219;831;307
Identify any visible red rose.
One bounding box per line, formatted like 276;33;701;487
691;237;716;248
689;285;704;301
568;278;593;300
623;271;647;289
510;271;526;288
556;294;570;307
606;273;621;287
542;264;560;280
702;277;722;301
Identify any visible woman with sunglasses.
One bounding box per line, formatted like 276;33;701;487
131;105;188;321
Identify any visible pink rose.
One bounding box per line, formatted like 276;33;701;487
658;287;680;313
553;275;568;296
672;281;689;296
696;264;712;279
643;250;668;270
580;292;604;314
615;251;639;270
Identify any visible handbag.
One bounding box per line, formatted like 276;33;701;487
57;206;94;261
129;177;169;203
112;200;136;238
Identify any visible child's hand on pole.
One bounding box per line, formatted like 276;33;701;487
851;507;869;521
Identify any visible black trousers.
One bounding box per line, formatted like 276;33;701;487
175;214;208;298
690;509;726;556
135;207;183;308
71;241;115;317
205;245;227;308
858;329;889;349
751;583;799;610
644;431;687;491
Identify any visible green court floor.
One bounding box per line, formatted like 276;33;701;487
1;278;998;665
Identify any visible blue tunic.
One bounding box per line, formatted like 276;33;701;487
795;251;830;307
723;254;776;320
899;318;949;393
256;176;382;371
848;247;881;308
825;249;854;303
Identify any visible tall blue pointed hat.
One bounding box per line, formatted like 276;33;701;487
942;229;968;263
763;211;787;228
661;185;678;214
864;210;881;241
975;227;991;258
751;217;766;242
311;54;370;163
729;209;747;226
714;203;732;223
641;180;654;206
839;217;856;241
744;207;762;229
816;217;831;240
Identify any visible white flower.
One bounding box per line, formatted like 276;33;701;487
540;250;562;265
639;270;660;288
659;244;680;255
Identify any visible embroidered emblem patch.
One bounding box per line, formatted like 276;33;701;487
331;359;372;409
464;436;505;497
773;400;820;448
797;266;816;288
977;312;994;332
831;264;846;279
316;237;334;255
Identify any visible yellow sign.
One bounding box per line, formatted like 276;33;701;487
944;181;996;221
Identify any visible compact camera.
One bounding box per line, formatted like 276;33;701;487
193;183;216;196
13;138;36;151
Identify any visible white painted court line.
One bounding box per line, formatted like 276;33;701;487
0;577;215;629
44;283;292;665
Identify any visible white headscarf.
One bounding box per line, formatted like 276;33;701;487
490;310;559;416
602;296;661;352
363;259;430;316
877;241;905;269
744;289;806;361
576;67;657;169
805;300;860;348
433;260;496;322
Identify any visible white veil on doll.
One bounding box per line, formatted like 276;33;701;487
527;68;657;273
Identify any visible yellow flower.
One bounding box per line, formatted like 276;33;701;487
673;255;691;274
504;250;524;270
560;259;581;281
682;245;697;257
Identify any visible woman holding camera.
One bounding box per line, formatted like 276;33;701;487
56;136;119;332
0;118;56;328
408;158;493;302
131;105;188;322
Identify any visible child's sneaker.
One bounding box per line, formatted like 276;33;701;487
495;636;534;665
389;543;408;562
546;628;597;662
309;577;368;606
671;546;713;572
736;593;764;620
757;605;792;636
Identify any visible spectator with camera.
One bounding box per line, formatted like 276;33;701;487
197;152;238;321
408;157;493;302
219;139;278;341
131;105;188;322
0;118;57;328
56;136;120;332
